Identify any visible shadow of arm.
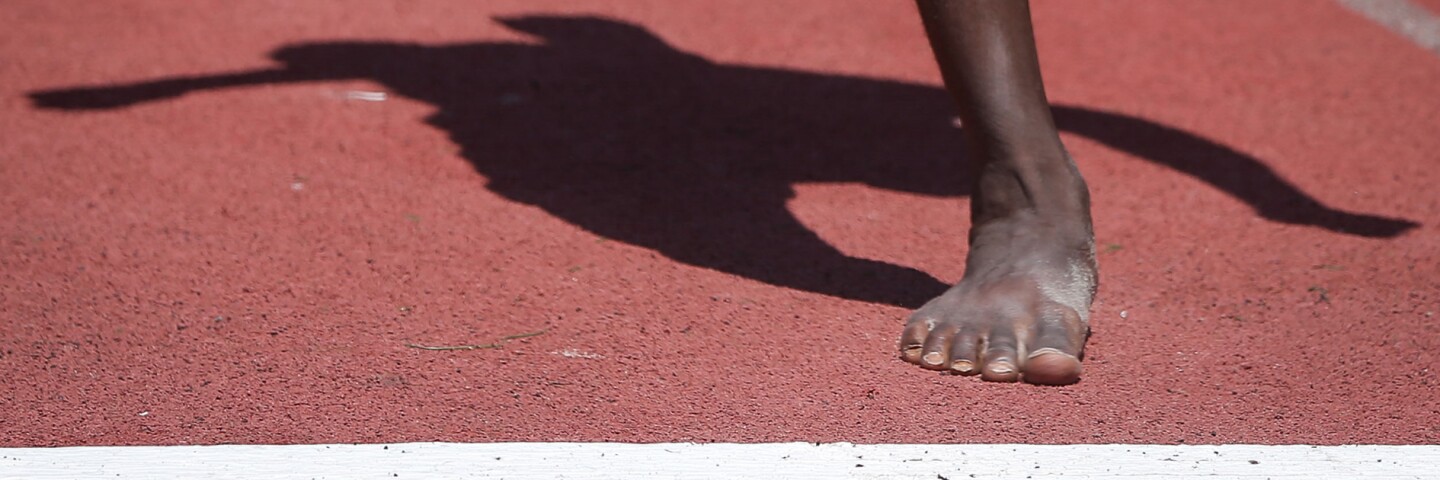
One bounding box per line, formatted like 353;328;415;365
29;68;323;110
1054;106;1418;238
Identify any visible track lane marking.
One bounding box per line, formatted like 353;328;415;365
1338;0;1440;54
3;442;1437;479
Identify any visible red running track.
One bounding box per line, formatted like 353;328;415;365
2;0;1438;446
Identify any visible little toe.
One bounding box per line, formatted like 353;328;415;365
898;317;935;363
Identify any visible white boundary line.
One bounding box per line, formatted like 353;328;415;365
2;442;1437;479
1337;0;1440;55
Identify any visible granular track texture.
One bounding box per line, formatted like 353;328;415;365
2;0;1437;446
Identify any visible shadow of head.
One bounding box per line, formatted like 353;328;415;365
495;15;678;48
270;15;689;74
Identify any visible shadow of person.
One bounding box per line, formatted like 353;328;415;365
29;16;1419;308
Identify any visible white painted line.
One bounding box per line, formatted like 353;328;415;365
1337;0;1440;55
2;442;1437;479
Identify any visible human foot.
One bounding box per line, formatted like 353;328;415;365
899;157;1096;385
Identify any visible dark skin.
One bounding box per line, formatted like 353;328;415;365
899;0;1095;384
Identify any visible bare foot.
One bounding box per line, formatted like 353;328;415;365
899;156;1096;385
906;0;1097;385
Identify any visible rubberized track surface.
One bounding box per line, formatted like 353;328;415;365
2;0;1438;447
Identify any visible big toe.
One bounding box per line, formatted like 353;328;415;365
1022;348;1082;385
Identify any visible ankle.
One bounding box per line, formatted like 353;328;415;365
972;148;1090;224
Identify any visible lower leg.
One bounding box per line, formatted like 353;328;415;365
899;0;1096;385
916;0;1086;224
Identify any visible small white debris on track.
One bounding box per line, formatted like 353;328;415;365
554;349;604;359
342;90;388;101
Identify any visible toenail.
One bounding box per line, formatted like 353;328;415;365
1027;347;1073;359
950;360;974;373
989;363;1015;374
922;352;945;365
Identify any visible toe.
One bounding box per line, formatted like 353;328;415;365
1023;349;1082;385
898;317;934;363
1021;303;1087;385
980;327;1021;382
947;328;981;375
919;322;960;370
